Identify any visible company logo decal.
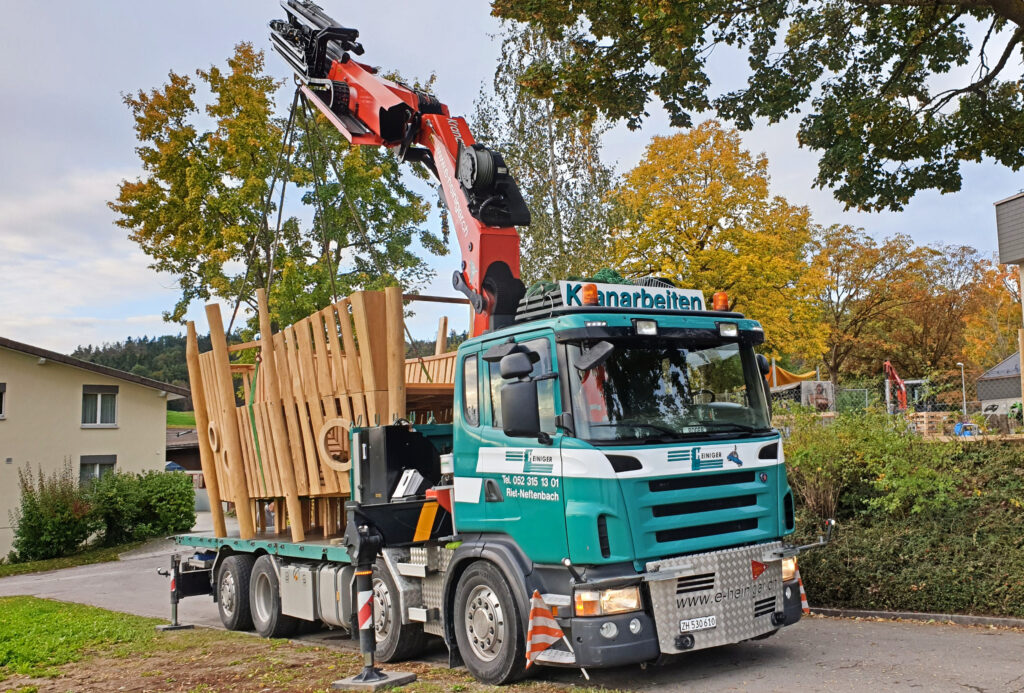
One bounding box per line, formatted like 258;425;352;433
506;449;554;474
751;560;767;581
727;446;743;467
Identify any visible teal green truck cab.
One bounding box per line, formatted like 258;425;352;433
174;281;819;686
438;282;803;678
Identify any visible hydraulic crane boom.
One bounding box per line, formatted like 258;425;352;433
269;0;531;337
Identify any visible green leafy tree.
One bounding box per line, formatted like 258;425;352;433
473;22;616;284
492;1;1024;211
110;43;445;328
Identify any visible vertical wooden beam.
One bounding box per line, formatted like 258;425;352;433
435;315;448;356
337;298;368;427
205;303;256;540
186;322;226;538
386;287;406;423
257;288;306;543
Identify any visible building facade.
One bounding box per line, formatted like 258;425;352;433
0;337;188;556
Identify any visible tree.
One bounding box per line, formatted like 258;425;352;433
472;22;616;284
869;245;987;378
491;0;1024;211
812;225;928;381
963;262;1022;370
110;43;445;328
613;121;823;358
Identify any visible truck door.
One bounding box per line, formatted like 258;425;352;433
476;332;568;564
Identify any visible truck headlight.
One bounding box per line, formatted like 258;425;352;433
574;586;642;617
782;557;797;582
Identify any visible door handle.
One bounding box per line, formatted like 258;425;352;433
484;479;504;503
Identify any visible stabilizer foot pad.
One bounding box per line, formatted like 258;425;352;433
155;624;194;632
332;671;416;691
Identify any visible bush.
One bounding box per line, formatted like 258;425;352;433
787;410;1024;617
9;464;95;562
87;471;195;544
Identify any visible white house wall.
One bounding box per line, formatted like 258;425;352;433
0;346;168;556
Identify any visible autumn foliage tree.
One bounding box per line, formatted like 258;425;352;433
963;263;1022;371
613;121;823;358
110;43;445;328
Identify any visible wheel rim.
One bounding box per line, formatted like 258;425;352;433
372;577;393;643
464;584;505;662
220;569;236;618
253;571;273;624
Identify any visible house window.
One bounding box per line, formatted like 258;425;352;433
80;454;116;483
0;383;6;419
82;385;118;426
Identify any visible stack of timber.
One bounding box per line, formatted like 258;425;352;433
909;411;951;438
185;287;460;542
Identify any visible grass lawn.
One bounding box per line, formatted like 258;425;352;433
0;542;143;579
167;410;196;429
0;597;605;692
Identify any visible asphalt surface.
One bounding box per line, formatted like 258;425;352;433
1;531;1022;691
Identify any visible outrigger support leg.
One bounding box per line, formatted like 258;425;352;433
156;553;195;632
332;509;416;691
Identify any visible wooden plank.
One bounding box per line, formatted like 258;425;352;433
386;286;406;425
351;291;388;425
286;321;321;495
435;316;448;355
285;324;323;496
295;317;334;494
274;331;310;496
205;303;255;539
257;288;305;541
337;298;368;427
186;322;226;537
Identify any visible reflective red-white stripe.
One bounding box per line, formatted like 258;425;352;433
795;568;810;614
525;590;563;668
357;590;373;630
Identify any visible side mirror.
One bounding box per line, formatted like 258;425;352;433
500;351;534;380
756;353;770;376
573;340;615;371
502;380;541;438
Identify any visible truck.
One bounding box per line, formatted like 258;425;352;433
165;1;830;685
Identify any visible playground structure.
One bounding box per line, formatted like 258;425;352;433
185;287;462;543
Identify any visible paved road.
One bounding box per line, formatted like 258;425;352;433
2;539;1022;692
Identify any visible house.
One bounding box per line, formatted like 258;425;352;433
976;351;1020;415
0;337;189;556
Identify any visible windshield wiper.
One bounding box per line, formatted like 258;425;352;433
698;422;765;433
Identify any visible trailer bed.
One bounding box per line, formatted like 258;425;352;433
175;532;351;563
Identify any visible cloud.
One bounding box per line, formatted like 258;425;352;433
0;169;196;352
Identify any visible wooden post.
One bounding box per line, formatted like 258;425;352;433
386;287;406;423
435;316;448;356
257;288;306;543
205;303;256;540
186;322;226;538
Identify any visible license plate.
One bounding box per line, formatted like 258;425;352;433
679;615;717;633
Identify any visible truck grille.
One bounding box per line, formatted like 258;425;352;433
623;467;777;561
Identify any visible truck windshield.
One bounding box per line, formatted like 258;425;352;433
567;340;771;443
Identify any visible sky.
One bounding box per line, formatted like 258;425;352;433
0;1;1019;353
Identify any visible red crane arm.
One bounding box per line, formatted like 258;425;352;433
883;360;908;411
271;1;530;337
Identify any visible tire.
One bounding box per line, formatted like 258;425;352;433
373;558;429;662
250;555;299;638
453;561;527;685
217;554;255;631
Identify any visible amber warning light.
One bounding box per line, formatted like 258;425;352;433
582;283;600;306
712;291;729;311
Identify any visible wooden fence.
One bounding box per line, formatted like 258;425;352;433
186;288;461;542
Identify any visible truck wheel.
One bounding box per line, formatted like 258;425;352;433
373;558;429;662
217;554;255;631
453;561;527;684
250;555;299;638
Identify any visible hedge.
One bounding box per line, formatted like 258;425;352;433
785;408;1024;617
